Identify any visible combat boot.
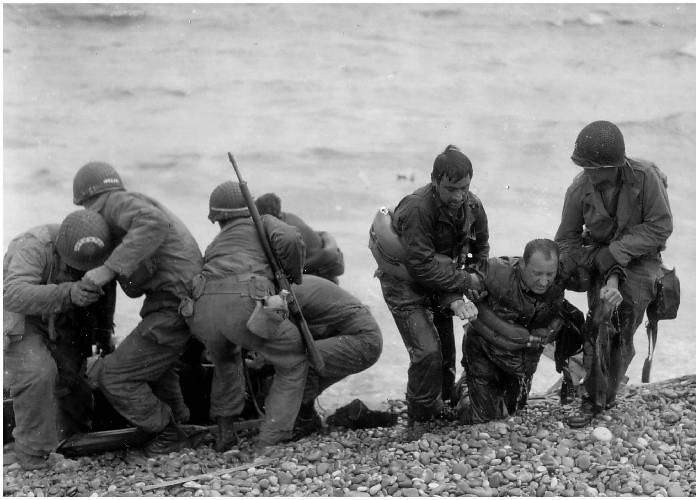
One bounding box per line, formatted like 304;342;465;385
144;421;187;455
214;415;239;452
15;449;48;471
406;416;431;441
292;408;323;440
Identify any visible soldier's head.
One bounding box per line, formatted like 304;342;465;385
208;181;250;225
520;238;559;295
431;145;473;212
571;121;627;188
73;162;125;206
55;210;113;274
255;193;282;218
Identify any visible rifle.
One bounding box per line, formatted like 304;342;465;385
227;152;325;371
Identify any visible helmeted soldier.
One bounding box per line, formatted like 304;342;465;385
370;145;489;440
72;161;203;454
4;210;116;470
555;121;673;425
187;181;308;454
256;193;345;284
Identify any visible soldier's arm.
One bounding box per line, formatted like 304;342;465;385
554;184;586;279
100;192;169;277
4;241;73;315
469;198;490;262
608;167;673;266
263;214;306;284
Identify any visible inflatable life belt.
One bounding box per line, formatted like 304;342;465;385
368;207;413;281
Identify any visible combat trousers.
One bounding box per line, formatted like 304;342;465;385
301;306;383;406
433;309;456;402
189;278;308;445
584;257;659;407
4;320;92;457
98;294;190;434
460;333;540;424
379;274;444;421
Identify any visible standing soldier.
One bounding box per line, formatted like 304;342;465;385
370;145;489;439
72;162;203;454
555;121;673;425
4;210;116;470
187;181;308;454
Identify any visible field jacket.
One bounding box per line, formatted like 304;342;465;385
85;190;203;300
392;183;489;300
555;158;673;279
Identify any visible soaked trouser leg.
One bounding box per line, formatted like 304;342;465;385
433;309;456;403
461;334;509;424
196;330;246;419
379;275;443;421
301;311;383;406
99;304;190;434
583;258;659;408
4;327;59;457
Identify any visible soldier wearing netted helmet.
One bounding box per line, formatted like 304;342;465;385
186;181;308;454
4;210;116;470
555;120;673;426
72;161;203;455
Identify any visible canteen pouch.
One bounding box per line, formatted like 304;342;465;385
650;264;680;320
246;297;288;340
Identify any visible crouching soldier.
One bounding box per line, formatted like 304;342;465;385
455;239;583;424
286;274;383;439
186;181;308;454
72;162;203;454
255;193;345;283
4;210;116;470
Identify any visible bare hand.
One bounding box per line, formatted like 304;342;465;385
600;285;623;308
70;281;103;307
83;265;116;288
450;299;478;322
465;289;488;303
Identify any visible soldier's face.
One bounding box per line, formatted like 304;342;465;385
584;166;619;188
521;251;558;295
434;175;471;211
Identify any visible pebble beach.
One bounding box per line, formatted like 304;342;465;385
3;375;695;497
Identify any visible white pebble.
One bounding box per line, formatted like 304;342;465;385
592;427;613;442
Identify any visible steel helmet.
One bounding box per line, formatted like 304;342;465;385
208;181;250;223
56;210;113;271
571;121;626;168
73;162;125;205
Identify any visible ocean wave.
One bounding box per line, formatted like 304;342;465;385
416;8;461;19
675;40;696;58
619;112;696;138
6;4;148;28
303;147;355;159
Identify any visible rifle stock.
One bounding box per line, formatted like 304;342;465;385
227;152;325;371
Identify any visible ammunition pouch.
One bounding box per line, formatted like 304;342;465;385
648;264;680;321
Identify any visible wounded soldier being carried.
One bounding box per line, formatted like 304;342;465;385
453;238;584;424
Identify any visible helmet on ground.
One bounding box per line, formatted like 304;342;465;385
571;121;626;168
56;210;113;271
73;162;125;205
208;181;250;222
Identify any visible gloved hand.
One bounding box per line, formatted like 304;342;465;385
593;246;619;276
450;298;478;322
83;265;116;288
70;281;103;307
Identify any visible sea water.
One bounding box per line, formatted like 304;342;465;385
3;4;695;409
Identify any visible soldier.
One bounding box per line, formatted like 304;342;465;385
454;239;581;424
287;274;383;439
186;181;308;454
72;162;203;454
4;210;116;470
370;145;489;440
256;192;345;283
555;121;673;425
